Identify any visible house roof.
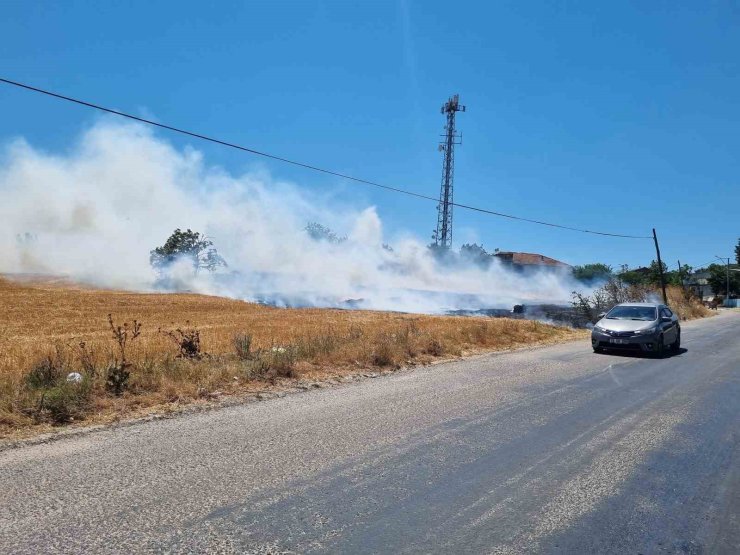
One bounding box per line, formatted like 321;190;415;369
494;251;571;268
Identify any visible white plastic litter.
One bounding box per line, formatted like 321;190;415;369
66;372;83;383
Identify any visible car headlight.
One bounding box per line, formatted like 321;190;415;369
593;325;607;333
634;326;658;335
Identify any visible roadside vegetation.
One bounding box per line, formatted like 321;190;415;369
0;276;584;438
571;246;739;307
571;260;692;289
572;278;710;323
570;256;714;322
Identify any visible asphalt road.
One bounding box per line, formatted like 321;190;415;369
2;311;738;554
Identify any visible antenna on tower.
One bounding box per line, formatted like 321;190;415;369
433;94;465;249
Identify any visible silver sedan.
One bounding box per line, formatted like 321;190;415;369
591;302;681;357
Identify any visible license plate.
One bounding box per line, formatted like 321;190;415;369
609;338;629;344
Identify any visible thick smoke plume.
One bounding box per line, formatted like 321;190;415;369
0;121;584;313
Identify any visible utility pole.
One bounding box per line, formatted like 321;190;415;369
716;255;731;304
652;228;668;305
434;94;465;249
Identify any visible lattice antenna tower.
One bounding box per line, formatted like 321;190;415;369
433;94;465;248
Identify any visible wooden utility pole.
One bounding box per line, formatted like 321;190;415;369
716;256;731;303
653;228;668;305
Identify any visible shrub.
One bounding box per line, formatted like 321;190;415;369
129;357;161;393
39;380;91;424
78;341;99;377
160;323;201;359
424;337;445;356
572;279;707;324
240;358;270;380
26;355;64;389
370;333;397;367
105;361;131;396
235;344;298;380
109;314;142;359
264;346;297;378
106;314;142;395
572;276;652;324
296;332;341;360
233;333;254;360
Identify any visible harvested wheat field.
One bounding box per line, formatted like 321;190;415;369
0;275;585;438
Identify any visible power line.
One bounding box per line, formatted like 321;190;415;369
0;77;652;239
688;259;722;270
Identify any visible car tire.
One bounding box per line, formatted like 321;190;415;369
671;329;681;353
654;335;665;359
593;347;604;354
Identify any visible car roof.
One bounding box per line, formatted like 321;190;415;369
615;302;662;307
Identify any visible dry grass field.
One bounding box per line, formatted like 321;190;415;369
0;276;585;438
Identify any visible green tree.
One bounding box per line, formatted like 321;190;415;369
735;237;740;265
305;222;346;244
647;260;668;286
572;263;613;284
706;263;740;297
460;243;491;268
667;264;693;286
150;228;226;275
617;264;650;286
427;242;456;264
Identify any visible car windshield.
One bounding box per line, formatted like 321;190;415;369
605;306;657;321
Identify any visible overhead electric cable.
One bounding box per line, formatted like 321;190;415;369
0;77;652;239
688;259;721;270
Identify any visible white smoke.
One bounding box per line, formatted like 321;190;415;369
0;121;584;313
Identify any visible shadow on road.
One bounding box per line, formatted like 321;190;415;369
596;347;688;359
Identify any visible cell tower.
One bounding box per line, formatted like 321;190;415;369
434;93;465;248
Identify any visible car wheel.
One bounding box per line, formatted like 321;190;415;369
593;347;604;354
654;335;665;358
671;329;681;353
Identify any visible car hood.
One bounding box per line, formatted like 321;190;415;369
596;318;657;332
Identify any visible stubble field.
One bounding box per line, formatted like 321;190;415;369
0;275;586;438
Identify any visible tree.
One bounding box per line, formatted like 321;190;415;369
427;242;456;264
667;264;693;286
571;263;613;284
459;243;491;268
735;237;740;265
706;263;740;297
16;232;37;245
305;222;346;244
571;275;650;324
647;260;668;287
150;228;226;275
617;265;650;286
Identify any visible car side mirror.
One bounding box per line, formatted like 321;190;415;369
661;316;672;322
597;312;606;319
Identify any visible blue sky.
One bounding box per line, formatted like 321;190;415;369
1;0;738;269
